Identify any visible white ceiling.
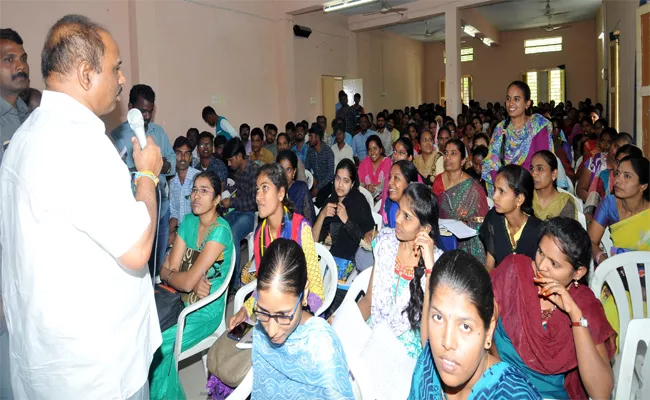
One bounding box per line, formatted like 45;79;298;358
331;0;601;42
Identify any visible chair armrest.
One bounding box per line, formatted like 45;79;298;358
234;280;258;311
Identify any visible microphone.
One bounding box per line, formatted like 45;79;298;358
127;108;147;149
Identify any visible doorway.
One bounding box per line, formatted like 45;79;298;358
322;76;343;130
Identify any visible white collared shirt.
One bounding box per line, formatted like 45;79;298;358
0;90;161;399
331;142;354;167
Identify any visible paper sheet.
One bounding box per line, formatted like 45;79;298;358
439;219;477;239
331;299;371;359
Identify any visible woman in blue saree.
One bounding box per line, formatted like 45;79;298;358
278;150;315;224
252;239;354;399
409;250;541;399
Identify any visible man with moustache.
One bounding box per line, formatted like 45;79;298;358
291;122;309;163
0;28;30;164
168;136;200;246
111;84;176;278
0;15;162;399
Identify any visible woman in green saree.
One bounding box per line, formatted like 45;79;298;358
530;150;578;221
150;171;235;400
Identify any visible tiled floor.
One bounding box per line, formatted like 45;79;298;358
178;298;236;400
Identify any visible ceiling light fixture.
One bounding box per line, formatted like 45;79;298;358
482;37;494;46
323;0;377;13
463;25;479;37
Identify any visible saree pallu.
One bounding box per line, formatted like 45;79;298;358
585;169;614;215
414;152;443;185
252;317;354;400
533;191;578;221
434;176;488;263
409;342;542;400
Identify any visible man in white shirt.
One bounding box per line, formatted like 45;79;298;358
375;112;394;156
0;15;162;399
331;123;353;167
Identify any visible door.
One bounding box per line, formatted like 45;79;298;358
637;2;650;155
322;76;343;129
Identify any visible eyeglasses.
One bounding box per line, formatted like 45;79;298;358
191;188;214;196
253;293;303;326
393;150;408;157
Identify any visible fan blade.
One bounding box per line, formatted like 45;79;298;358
362;10;382;16
390;7;408;12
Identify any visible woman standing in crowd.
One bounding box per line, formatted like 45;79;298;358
409;250;542;399
151;172;235;399
251;239;354;399
531;150;578;220
383;161;420;228
228;163;324;329
277;150;315;224
433;139;488;262
357;183;443;359
479;165;543;272
313;159;375;280
358;135;392;199
482;81;553;196
414;130;444;186
491;217;616;399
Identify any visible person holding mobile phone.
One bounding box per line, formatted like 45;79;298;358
251;239;354;399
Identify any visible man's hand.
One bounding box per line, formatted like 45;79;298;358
161;157;172;175
132;136;163;175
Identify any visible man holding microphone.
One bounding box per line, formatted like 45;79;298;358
0;15;161;399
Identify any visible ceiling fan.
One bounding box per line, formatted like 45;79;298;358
362;0;408;16
536;0;570;31
540;14;571;31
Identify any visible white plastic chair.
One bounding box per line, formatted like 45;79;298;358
589;251;650;343
304;170;314;190
574;155;584;171
371;211;384;232
577;211;587;230
558;187;583;213
341;267;372;306
372;198;382;213
602;227;613;257
358;186;374;210
246;212;260;264
486;197;494;209
174;249;237;376
227;244;338;399
614;318;650;400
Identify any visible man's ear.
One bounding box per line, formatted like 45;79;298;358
77;61;95;92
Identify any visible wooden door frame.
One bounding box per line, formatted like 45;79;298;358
636;2;650;154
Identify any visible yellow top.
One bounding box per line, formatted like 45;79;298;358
250;147;275;164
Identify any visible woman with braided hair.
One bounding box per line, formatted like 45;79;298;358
482;81;554;196
357;183;443;359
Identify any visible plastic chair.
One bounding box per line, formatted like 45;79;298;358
304;170;314;190
577;211;587;230
558;187;583;213
589;251;650;343
602;227;613;257
174;249;237;376
371;212;384;232
373;198;382;213
341;267;372;306
245;212;260;265
565;178;576;196
614;318;650;400
358;186;374;210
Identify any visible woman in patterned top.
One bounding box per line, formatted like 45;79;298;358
482;81;554;197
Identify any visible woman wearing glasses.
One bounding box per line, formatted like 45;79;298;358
151;171;235;400
252;238;354;399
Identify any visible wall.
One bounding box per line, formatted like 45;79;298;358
423;19;597;107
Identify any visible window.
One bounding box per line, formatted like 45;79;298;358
443;47;474;63
461;76;473;103
526;71;538;105
548;69;564;104
525;37;562;54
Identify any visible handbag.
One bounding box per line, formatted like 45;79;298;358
207;331;252;387
154;283;184;332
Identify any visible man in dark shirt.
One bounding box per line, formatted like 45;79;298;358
305;124;335;208
193;131;228;192
222;138;258;289
335;90;356;136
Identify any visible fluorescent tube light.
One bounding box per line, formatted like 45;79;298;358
323;0;377;13
482;37;494;46
463;25;479;37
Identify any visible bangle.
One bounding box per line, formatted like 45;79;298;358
594;251;606;264
134;171;159;186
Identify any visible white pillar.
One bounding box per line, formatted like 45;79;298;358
445;6;462;118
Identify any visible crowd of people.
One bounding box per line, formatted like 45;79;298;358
1;14;648;400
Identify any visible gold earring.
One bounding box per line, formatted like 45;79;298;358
574;280;579;288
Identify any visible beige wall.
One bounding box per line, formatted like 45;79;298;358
2;0;423;143
424;19;597;108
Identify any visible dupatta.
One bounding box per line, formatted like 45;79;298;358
491;254;616;399
610;207;650;252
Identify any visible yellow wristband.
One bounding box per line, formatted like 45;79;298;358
134;171;159;186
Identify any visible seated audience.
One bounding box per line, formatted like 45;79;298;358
435;126;451;153
576;127;615;201
407;123;420;154
352;114;378;162
305;124;335;208
249;127;275;164
491;217;616;400
472;132;489;150
313;159;375;279
202;105;237;140
479;165;543;271
277;132;307;183
387;113;401;143
264;123;278;157
551;117;575;183
531;150;578;220
151;171;235;400
584;132;635;216
229;163;325;327
383;160;419;228
239;123;252;154
194;131;228;191
329;117;353;147
409;250;542;400
375;112;393;155
169;137;201;245
336;91;357;136
251;239;354;399
186;127;200;162
213;135;227;160
331;123;354;167
222;138;259;289
464;145;489;191
578;118;599;160
413;130;443;185
482;81;553;197
291;123;309;164
433;139;488;262
277;150;315;224
357;183;443;359
358;134;392;199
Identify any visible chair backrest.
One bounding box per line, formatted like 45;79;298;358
372;198;382;213
486;197;494;209
305;170;314;190
371;212;383;232
342;267;372;306
589;251;650;342
614;318;650;400
314;242;338;316
358;186;375;210
602;227;613;257
558;188;583;213
574;155;584;170
577;211;587;230
565;178;576;196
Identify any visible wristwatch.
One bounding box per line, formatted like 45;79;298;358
571;317;589;328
